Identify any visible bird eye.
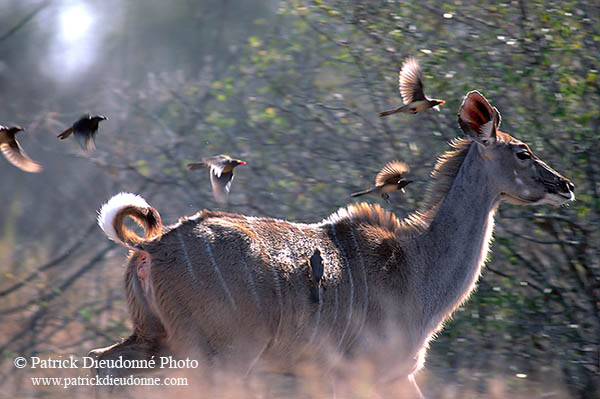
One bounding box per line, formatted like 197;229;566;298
516;151;531;160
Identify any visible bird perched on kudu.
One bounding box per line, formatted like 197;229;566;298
57;114;107;151
187;155;246;204
0;125;43;173
379;57;445;116
309;249;324;303
351;161;412;203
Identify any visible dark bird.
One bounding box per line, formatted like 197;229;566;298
309;249;324;303
379;57;445;116
57;114;108;151
0;125;43;173
187;154;246;204
351;161;412;203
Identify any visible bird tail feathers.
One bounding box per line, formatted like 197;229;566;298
378;107;404;117
351;187;377;197
187;162;207;170
57;127;73;139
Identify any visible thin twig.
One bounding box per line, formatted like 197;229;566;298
0;0;51;43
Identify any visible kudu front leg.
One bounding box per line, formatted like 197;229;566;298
372;374;424;399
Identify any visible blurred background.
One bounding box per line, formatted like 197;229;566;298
0;0;598;398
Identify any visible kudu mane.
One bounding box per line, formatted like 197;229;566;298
326;138;472;238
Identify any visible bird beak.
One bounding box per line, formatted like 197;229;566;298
239;160;247;165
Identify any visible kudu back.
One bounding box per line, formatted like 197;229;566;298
90;91;574;397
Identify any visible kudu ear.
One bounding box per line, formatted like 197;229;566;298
492;106;501;131
458;91;499;146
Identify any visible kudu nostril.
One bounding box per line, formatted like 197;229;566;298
559;180;574;193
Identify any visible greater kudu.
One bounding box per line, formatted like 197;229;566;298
90;91;574;397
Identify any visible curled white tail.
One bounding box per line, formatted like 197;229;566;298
97;192;162;248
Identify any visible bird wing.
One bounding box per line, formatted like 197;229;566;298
398;57;426;104
210;170;234;204
375;161;409;186
73;129;96;151
203;155;231;177
72;114;91;130
0;139;43;173
209;163;225;178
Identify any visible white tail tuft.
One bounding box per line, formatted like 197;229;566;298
98;192;151;245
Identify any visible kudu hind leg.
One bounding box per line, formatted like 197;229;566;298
88;252;168;392
88;335;167;398
88;333;164;379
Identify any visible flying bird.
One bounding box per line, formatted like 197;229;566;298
379;57;445;117
57;114;108;151
309;249;324;303
351;161;412;203
0;125;43;173
187;154;246;204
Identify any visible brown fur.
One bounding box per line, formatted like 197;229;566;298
113;205;162;247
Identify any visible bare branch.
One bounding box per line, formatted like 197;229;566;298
0;222;97;298
0;1;51;43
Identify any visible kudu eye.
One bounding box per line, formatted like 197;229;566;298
516;151;531;160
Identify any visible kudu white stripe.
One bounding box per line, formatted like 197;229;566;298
234;243;261;308
245;216;284;342
197;227;237;311
281;224;311;348
332;286;339;325
307;295;323;347
349;228;368;341
176;230;200;285
330;224;354;351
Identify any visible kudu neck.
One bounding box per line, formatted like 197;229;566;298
430;143;498;227
415;143;499;330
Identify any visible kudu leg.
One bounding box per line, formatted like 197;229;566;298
375;374;424;399
408;374;425;399
88;333;167;396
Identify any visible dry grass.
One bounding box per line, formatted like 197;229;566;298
1;345;571;399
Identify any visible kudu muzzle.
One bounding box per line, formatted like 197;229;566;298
535;159;574;196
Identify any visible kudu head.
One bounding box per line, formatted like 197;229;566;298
458;91;574;206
